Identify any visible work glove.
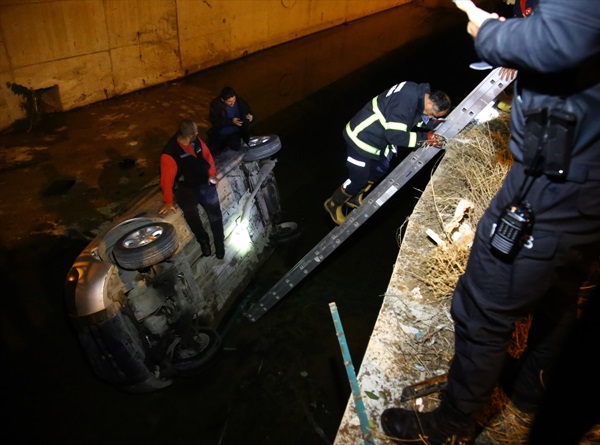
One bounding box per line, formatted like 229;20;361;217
427;131;446;148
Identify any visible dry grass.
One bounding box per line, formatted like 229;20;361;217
433;121;513;225
478;391;534;445
402;117;540;443
401;116;600;443
417;119;512;301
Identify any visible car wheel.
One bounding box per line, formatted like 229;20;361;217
172;328;223;376
113;222;178;270
269;221;302;246
242;135;282;162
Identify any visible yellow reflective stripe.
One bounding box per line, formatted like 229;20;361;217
387;122;408;130
353;113;379;133
371;97;389;129
346;121;381;156
385;145;398;157
408;132;417;147
372;97;408;132
346;95;411;156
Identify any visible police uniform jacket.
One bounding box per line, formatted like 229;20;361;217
344;81;430;162
475;0;600;183
441;0;600;418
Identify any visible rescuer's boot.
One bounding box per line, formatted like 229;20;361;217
324;186;352;225
380;401;476;445
346;181;374;209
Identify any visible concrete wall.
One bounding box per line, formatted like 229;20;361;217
0;0;411;131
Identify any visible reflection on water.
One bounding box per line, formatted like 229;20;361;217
184;2;474;125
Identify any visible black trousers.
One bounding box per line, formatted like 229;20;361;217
174;183;224;244
208;125;250;152
344;147;391;196
527;281;600;443
444;162;600;416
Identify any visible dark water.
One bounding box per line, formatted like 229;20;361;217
3;7;488;445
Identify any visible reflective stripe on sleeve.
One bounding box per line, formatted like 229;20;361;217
408;132;417;147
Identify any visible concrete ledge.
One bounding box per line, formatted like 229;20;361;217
334;124;492;444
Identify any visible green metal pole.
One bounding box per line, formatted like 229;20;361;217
329;302;375;445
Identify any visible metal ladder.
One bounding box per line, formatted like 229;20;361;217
244;67;512;322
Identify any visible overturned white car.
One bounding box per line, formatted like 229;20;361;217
65;136;296;392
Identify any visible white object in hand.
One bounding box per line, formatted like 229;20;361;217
453;0;495;27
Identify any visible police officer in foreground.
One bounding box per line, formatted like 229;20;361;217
323;82;450;225
380;0;600;443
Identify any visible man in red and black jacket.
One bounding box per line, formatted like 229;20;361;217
159;119;225;259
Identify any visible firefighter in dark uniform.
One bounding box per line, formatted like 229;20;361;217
323;81;450;225
159;119;225;260
381;0;600;443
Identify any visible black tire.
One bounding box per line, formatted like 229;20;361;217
242;135;282;162
113;222;178;270
172;328;223;376
269;221;302;246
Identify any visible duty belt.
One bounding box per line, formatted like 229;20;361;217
562;162;600;183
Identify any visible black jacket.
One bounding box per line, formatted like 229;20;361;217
344;81;429;161
162;134;211;187
476;0;600;180
208;95;253;135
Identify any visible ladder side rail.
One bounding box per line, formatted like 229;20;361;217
244;144;441;322
436;67;511;141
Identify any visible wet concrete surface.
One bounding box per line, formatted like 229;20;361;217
1;4;488;445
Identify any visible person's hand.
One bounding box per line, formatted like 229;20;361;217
427;131;446;148
233;117;243;126
159;203;177;215
499;67;517;82
245;113;253;123
453;0;500;37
